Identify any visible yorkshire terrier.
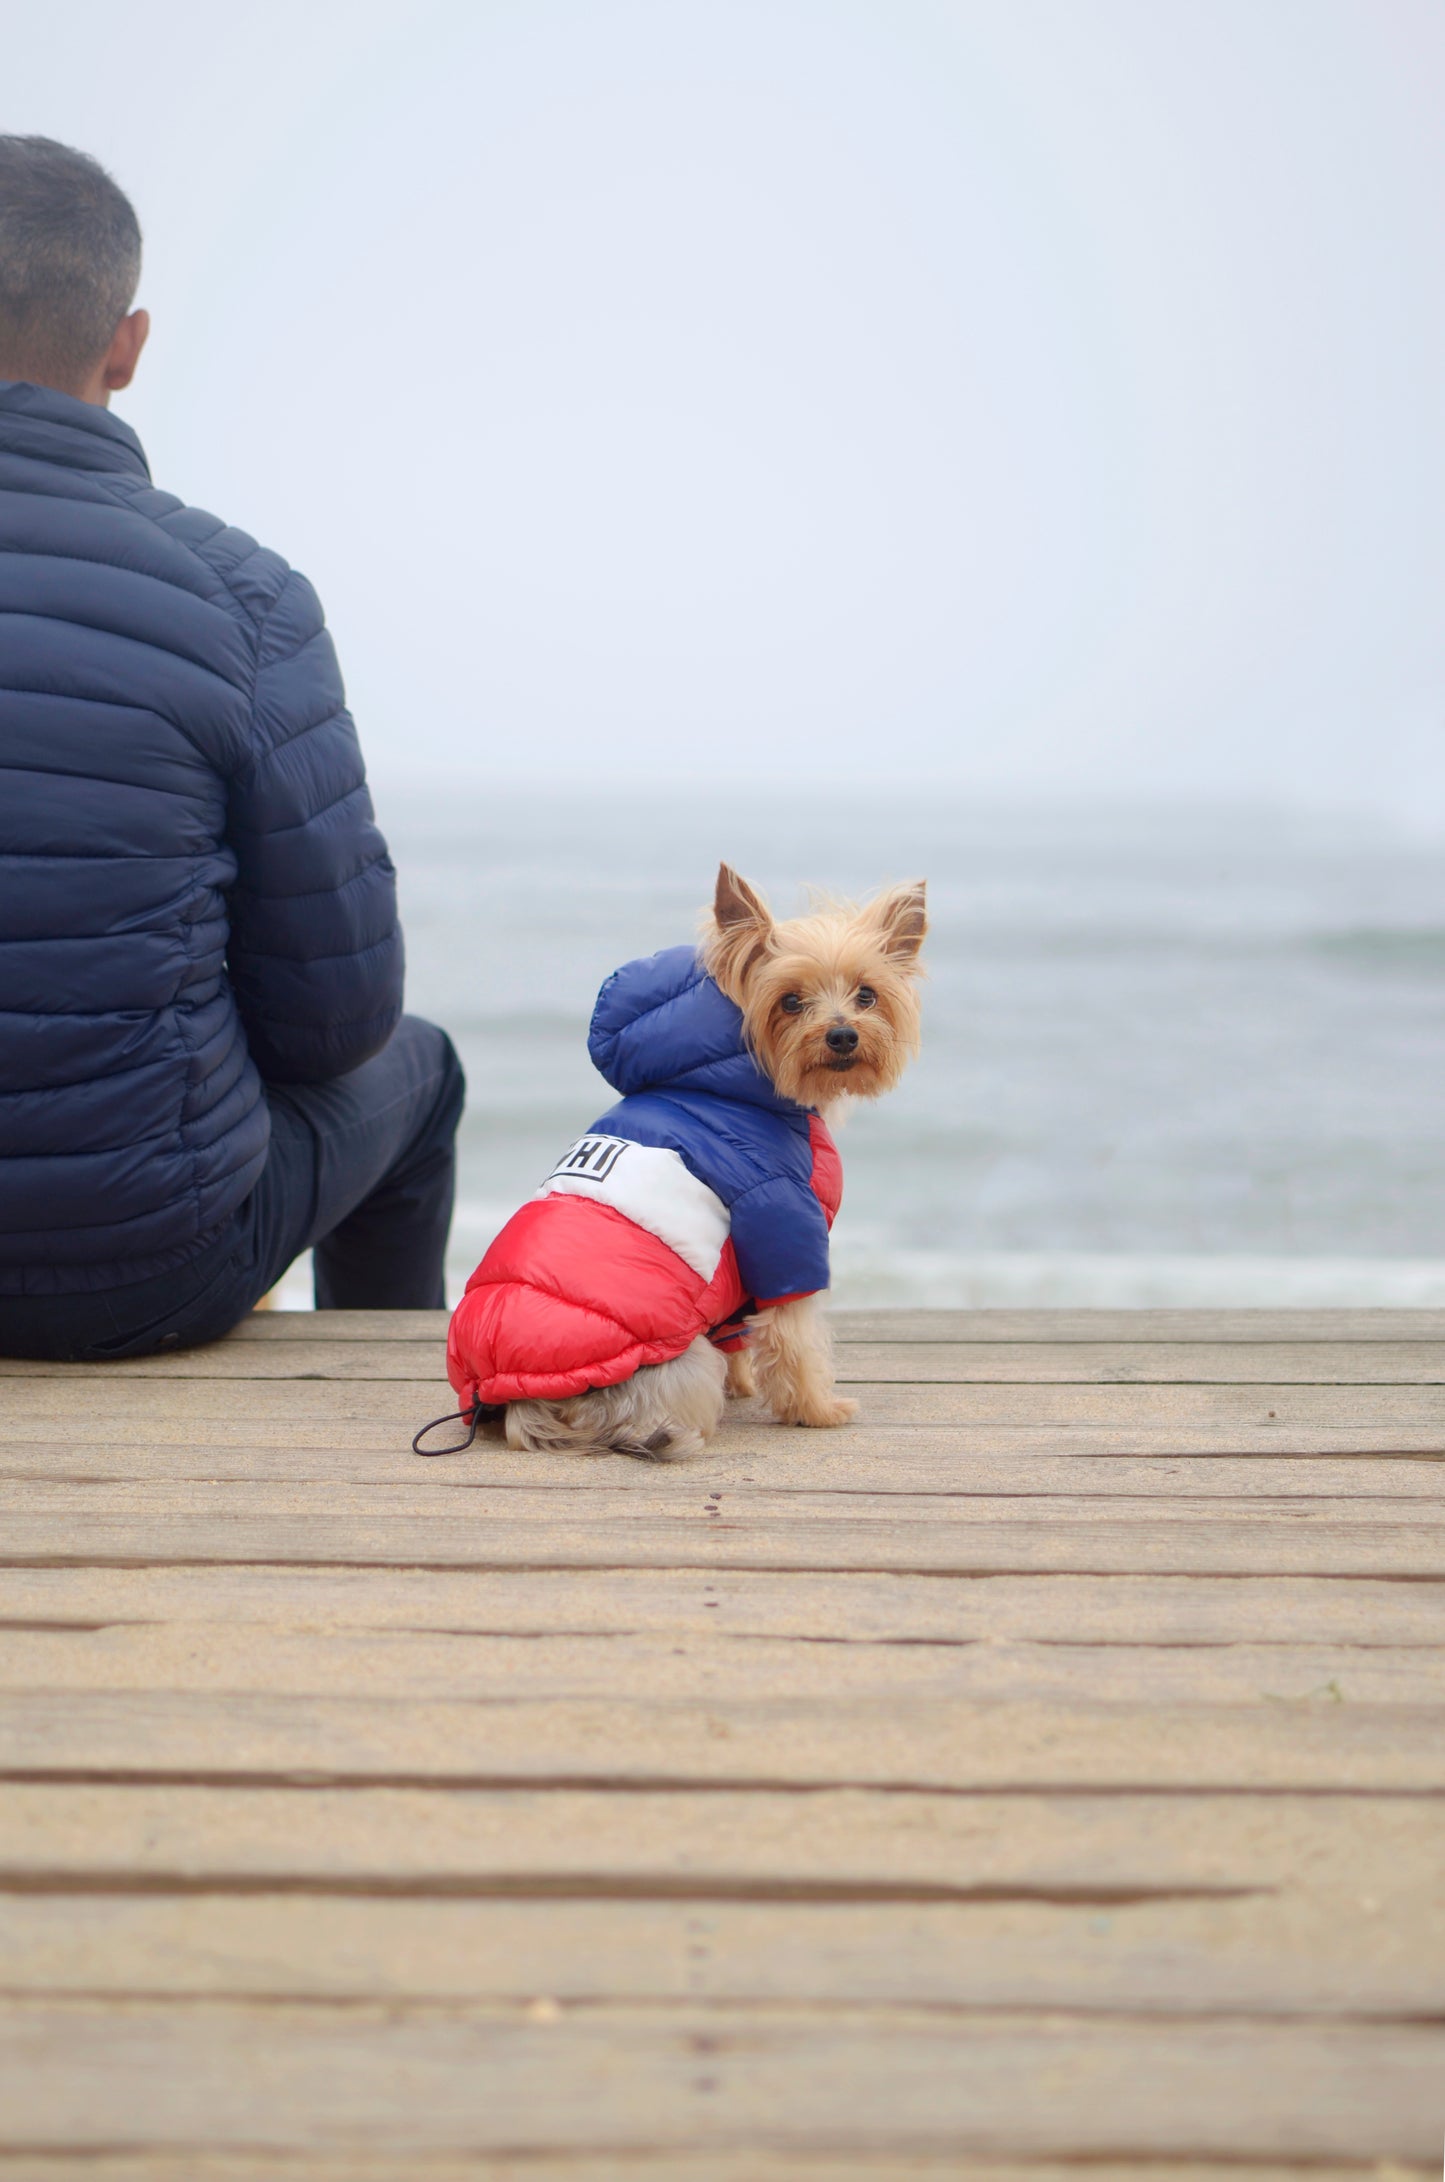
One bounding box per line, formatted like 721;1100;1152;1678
443;863;926;1459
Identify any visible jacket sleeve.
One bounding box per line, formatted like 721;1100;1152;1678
225;569;404;1084
727;1174;833;1307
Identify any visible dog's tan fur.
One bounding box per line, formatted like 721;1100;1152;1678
505;1334;727;1463
503;863;927;1459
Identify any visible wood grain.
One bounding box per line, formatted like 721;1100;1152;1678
12;1371;1445;1428
1;1563;1441;1641
219;1306;1445;1343
828;1307;1445;1344
1;1499;1439;1575
8;1423;1445;1466
2;1565;1441;1664
12;1337;1445;1383
0;2002;1439;2159
1;1621;1438;1705
0;1305;1439;2169
0;1781;1433;1900
0;2161;1415;2182
0;1689;1438;1790
0;1889;1438;2017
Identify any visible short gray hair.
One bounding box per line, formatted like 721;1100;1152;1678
0;136;141;389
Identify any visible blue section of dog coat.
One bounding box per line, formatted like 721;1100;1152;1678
586;945;834;1304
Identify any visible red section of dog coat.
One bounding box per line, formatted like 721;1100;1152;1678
808;1113;843;1221
447;1195;748;1408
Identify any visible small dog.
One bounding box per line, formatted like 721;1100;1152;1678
444;863;926;1458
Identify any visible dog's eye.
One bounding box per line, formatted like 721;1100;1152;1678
779;993;804;1015
856;986;877;1009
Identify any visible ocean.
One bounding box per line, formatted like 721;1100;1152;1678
275;784;1445;1309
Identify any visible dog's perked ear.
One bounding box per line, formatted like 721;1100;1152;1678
866;881;928;963
705;863;775;1001
713;863;773;934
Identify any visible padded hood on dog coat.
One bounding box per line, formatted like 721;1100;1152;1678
446;945;842;1408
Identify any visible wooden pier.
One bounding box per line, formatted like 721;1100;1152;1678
0;1306;1441;2179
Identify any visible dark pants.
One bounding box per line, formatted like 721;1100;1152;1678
1;1017;465;1361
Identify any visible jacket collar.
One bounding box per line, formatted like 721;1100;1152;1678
0;381;150;482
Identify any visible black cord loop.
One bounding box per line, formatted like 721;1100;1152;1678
412;1401;494;1457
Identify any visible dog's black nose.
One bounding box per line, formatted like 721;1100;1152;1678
826;1022;860;1055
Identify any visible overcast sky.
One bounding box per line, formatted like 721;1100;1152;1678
7;1;1443;814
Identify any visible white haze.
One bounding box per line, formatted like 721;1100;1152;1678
5;0;1444;820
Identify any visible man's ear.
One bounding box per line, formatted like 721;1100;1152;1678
714;863;772;934
868;881;928;963
100;309;149;394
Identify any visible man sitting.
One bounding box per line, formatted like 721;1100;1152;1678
0;135;464;1358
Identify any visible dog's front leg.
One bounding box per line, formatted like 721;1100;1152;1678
750;1294;857;1428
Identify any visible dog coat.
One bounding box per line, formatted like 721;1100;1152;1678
446;945;842;1408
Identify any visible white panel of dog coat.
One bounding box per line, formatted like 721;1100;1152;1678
538;1135;730;1281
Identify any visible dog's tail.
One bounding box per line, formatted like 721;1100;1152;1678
502;1339;726;1464
504;1407;695;1462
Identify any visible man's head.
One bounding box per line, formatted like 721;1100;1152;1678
0;136;148;404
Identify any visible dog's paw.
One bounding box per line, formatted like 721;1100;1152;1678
778;1393;858;1429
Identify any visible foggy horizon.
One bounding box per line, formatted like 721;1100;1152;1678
7;0;1443;823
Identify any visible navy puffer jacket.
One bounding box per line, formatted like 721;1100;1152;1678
0;382;404;1293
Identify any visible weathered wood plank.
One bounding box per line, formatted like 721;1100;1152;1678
7;1473;1445;1519
835;1342;1445;1384
836;1343;1445;1385
0;1782;1428;1894
11;1477;1439;1519
0;1624;1436;1705
1;1785;1432;2023
0;1891;1437;2017
1;1497;1439;1574
4;1437;1443;1492
13;1374;1445;1427
0;2161;1413;2182
227;1311;446;1342
0;1344;448;1382
828;1308;1445;1344
8;1424;1445;1466
2;1305;1437;2175
0;2002;1438;2159
0;1566;1438;1644
14;1338;1445;1383
0;1690;1437;1789
0;2165;1405;2182
0;1519;1435;1577
220;1306;1445;1343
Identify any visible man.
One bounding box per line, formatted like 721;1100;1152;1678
0;136;464;1358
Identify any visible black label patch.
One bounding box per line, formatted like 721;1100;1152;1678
547;1135;631;1184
